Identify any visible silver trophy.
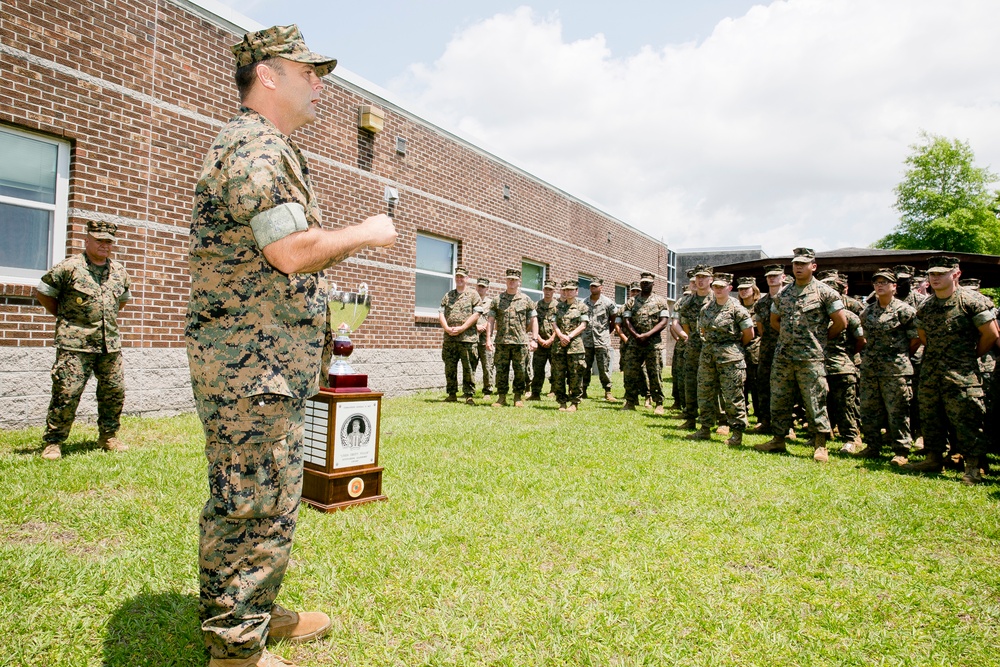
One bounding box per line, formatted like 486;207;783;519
327;283;370;383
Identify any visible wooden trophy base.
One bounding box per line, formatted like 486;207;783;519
302;390;386;512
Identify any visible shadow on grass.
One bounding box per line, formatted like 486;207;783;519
15;438;103;458
103;591;203;667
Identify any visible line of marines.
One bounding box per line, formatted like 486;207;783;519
443;250;999;486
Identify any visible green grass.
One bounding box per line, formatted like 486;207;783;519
2;374;999;666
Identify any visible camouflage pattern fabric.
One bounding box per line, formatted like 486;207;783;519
442;339;476;397
860;298;917;376
771;277;844;361
536;298;558;339
916;287;996;455
43;349;124;444
754;293;778;425
494;343;528;395
474;295;495;392
624;344;663;406
551;350;586;405
827;373;860;442
187;109;327;659
531;345;553;396
196;393;305;659
843;293;864;316
859;375;912;454
37;252;131;352
582;293;617;349
770;357;830;436
583;347;612;394
671;337;686;409
698;297;752;365
489;291;536;345
824;309;863;376
555;298;589;355
679;293;708;420
697;347;747;431
440;288;482;344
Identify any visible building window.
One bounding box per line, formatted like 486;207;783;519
666;249;677;301
415;233;456;315
615;284;628;306
0;126;70;283
577;275;592;293
521;260;546;303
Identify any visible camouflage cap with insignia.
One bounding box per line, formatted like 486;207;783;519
87;220;117;241
476;277;490;287
893;265;915;279
232;24;337;77
711;272;733;286
639;272;655;283
543;279;557;289
560;280;578;290
927;255;959;273
590;278;604;286
454;266;468;277
816;269;839;281
505;268;521;279
692;264;713;277
792;247;816;263
763;264;785;276
872;268;896;282
629;281;640;291
736;276;756;289
959;278;981;289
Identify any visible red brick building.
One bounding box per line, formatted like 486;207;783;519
0;0;672;428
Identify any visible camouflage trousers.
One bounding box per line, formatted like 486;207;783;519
551;350;586;405
756;341;777;427
531;345;553;396
471;337;495;392
672;339;686;407
826;373;860;441
195;392;305;660
697;352;747;431
859;373;912;454
583;346;612;393
44;348;124;445
919;372;987;457
909;358;921;437
770;356;830;436
494;343;528;396
442;338;476;397
682;340;703;420
621;342;649;400
625;344;663;406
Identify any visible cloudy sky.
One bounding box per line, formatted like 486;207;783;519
207;0;1000;257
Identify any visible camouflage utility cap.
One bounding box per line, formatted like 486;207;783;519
692;265;713;277
816;269;839;281
893;265;914;279
505;268;521;279
639;272;655;283
454;266;468;277
561;280;577;290
959;278;981;288
792;247;815;263
87;220;117;240
477;277;490;287
872;268;896;282
629;282;640;291
927;256;959;273
686;268;697;279
763;264;785;276
711;272;733;286
232;24;337;76
736;276;756;289
543;280;557;289
590;278;604;286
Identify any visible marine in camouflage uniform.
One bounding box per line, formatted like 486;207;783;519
904;257;996;484
582;279;619;401
757;248;847;461
669;272;696;410
35;220;131;459
487;268;538;406
186;25;397;666
438;267;482;402
623;272;671;412
753;264;786;433
530;280;559;399
735;276;761;420
856;268;918;464
678;265;713;424
687;273;753;445
551;281;590;410
471;277;495;396
617;282;649;403
899;268;928;439
820;275;864;447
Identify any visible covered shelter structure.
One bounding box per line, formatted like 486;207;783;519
715;247;1000;295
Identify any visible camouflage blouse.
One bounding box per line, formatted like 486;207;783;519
186;108;326;402
824;309;864;375
38;253;130;353
554;297;590;355
771;277;844;362
916;286;996;386
754;292;779;354
860;297;917;376
490;291;537;345
625;292;672;347
698;297;753;365
678;292;708;345
439;288;482;343
536;298;558;339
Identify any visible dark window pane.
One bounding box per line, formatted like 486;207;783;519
0;203;50;271
416;273;453;310
0;132;57;204
521;262;544;291
416;235;453;274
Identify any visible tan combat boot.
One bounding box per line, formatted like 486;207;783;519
653;404;665;416
565;403;578;412
465;397;476;406
41;444;62;460
902;450;944;473
513;394;525;408
813;432;829;462
209;650;297;667
99;434;128;452
754;436;787;453
491;394;508;407
961;456;983;486
726;431;743;447
604;391;619;403
558;403;568;411
444;394;458;403
620;402;636;411
267;604;331;645
685;427;711;440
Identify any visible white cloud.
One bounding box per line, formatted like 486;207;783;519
392;0;1000;256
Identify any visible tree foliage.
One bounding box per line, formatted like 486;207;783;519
874;131;1000;254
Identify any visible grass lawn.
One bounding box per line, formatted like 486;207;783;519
2;374;999;666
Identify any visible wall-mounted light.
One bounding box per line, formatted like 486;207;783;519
358;105;385;133
384;186;399;203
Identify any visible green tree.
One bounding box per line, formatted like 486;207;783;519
874;131;1000;254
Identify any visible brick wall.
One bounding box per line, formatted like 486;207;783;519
0;0;670;427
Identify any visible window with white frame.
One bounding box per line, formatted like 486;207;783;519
521;260;546;303
577;275;592;293
0;126;70;283
666;249;678;300
414;233;456;315
614;284;628;306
